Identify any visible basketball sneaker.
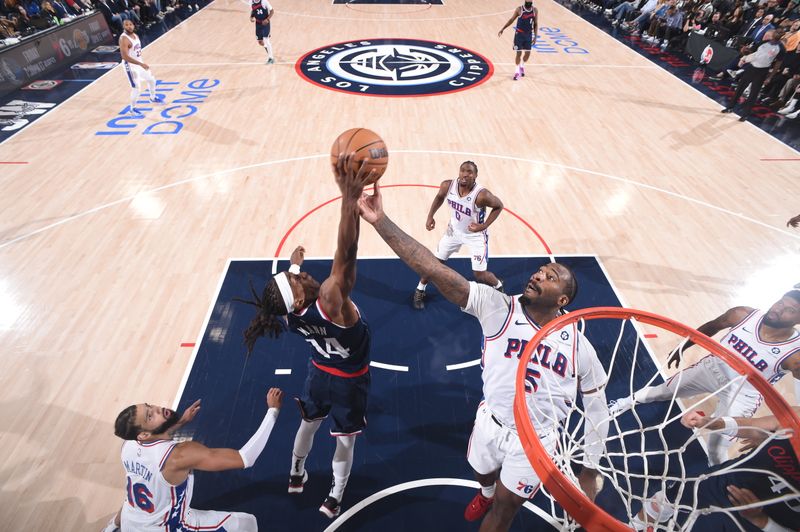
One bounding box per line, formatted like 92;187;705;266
413;289;426;310
150;94;164;103
608;396;634;416
288;470;308;494
513;72;520;81
520;66;525;77
267;57;275;65
319;496;341;519
129;107;144;117
464;491;494;521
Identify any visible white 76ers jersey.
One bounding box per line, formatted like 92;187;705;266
446;180;486;234
120;440;194;531
463;283;607;430
121;33;142;61
717;309;800;386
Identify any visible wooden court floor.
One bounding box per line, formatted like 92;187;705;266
0;0;798;529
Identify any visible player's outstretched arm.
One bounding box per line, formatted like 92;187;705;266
358;183;470;308
324;153;377;307
667;306;754;368
164;389;282;480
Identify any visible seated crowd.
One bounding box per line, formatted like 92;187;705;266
0;0;201;44
579;0;800;118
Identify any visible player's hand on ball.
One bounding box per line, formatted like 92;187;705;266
266;388;283;409
290;246;305;266
425;217;435;231
358;182;384;224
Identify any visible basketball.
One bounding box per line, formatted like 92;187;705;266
330;128;389;184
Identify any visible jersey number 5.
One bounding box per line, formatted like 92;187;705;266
306;337;351;359
126;477;155;513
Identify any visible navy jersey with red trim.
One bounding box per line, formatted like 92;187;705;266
516;5;536;33
735;438;800;527
251;2;270;22
670;438;800;528
287;300;371;374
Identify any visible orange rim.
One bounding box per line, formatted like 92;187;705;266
512;306;800;531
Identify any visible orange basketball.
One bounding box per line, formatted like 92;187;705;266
330;128;388;184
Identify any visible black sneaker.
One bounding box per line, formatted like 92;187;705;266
319;496;341;518
413;289;426;310
288;470;308;494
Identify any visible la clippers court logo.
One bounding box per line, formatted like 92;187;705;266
296;39;493;97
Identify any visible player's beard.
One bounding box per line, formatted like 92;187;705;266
152;411;180;435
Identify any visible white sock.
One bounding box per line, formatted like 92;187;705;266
264;37;273;59
291;418;322;475
481;484;496;498
515;64;522;74
416;282;427;291
130;86;141;110
329;435;356;501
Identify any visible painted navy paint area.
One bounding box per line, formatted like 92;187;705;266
174;256;704;530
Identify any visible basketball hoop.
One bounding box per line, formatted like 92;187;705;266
513;307;800;531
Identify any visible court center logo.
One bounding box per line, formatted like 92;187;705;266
296;39;493;97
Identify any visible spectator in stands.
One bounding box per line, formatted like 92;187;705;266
627;0;669;35
705;10;732;41
114;0;140;23
761;44;800;104
95;0;127;33
782;18;800;51
722;5;745;37
645;3;685;48
742;10;775;44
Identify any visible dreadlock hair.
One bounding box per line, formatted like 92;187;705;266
114;405;141;440
462;160;478;174
233;278;289;355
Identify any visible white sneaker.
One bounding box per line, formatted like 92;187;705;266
787;109;800;119
608;396;634;416
604;8;612;15
778;99;798;115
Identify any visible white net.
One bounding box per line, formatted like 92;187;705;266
516;309;800;532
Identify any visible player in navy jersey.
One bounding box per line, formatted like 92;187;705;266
236;153;377;519
630;409;800;531
250;0;274;64
498;1;538;80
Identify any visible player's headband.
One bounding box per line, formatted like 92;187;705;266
274;272;295;313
